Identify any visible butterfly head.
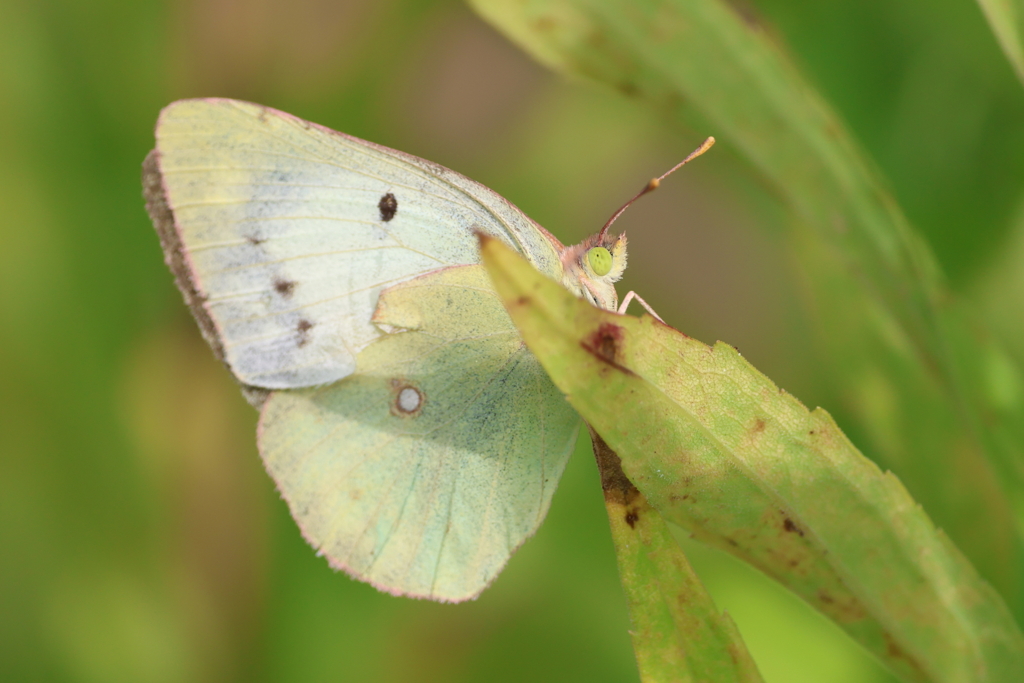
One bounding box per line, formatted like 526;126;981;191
560;232;627;311
558;136;713;313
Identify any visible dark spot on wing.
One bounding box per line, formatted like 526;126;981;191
246;234;265;246
379;192;398;222
274;278;296;297
296;319;313;347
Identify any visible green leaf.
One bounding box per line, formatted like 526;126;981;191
479;233;1024;683
468;0;1024;613
974;0;1024;86
589;426;764;683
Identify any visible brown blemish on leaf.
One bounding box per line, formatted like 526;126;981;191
274;278;296;297
617;81;638;97
819;591;869;623
725;0;764;29
625;508;640;528
581;323;636;376
296;319;313;347
532;15;557;33
882;632;927;677
752;418;766;432
884;633;907;660
591;323;622;361
783;516;805;537
378;192;398;222
588;426;639;507
823;593;864;622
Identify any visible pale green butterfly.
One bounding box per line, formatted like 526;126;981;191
143;98;711;602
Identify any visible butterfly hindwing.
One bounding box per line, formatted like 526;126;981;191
145;98;564;389
257;266;580;601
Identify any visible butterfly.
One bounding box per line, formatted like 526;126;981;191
143;98;710;602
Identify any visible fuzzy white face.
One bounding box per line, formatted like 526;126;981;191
559;232;628;311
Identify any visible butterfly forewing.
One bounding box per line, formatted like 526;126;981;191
257;266;580;601
146;98;563;389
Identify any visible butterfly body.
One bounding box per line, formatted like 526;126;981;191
144;99;627;601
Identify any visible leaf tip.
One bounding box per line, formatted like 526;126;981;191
473;227;492;249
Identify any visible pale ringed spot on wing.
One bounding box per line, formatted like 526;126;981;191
391;382;424;416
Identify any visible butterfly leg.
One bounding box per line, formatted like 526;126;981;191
617;291;665;323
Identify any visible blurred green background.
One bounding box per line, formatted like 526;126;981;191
2;0;1023;681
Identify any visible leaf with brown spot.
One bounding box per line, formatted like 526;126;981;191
480;234;1024;683
469;0;1024;627
590;428;763;683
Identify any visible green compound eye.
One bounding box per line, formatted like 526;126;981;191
587;246;612;276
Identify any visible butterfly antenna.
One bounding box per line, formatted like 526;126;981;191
598;136;715;240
